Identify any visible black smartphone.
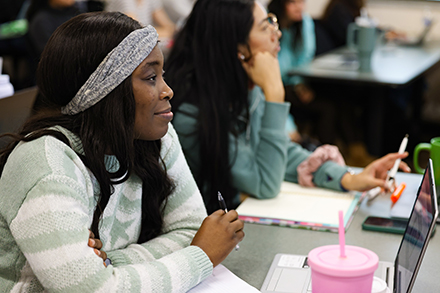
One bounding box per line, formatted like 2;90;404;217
361;216;408;234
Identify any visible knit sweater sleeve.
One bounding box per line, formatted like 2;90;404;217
106;124;211;265
173;94;291;200
1;125;212;292
230;99;291;199
104;124;213;291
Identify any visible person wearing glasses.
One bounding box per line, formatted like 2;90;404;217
165;0;410;214
268;0;378;166
268;0;342;148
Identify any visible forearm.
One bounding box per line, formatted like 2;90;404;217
231;101;290;198
107;196;204;266
106;246;212;293
261;81;285;104
312;161;349;191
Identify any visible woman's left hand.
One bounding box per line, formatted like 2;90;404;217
88;230;108;266
340;152;411;192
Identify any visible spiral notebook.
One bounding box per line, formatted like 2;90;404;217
236;182;362;232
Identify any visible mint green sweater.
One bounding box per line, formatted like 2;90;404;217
0;124;213;292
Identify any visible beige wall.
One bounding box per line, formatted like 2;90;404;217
306;0;440;40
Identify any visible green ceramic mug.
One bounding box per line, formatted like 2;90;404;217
413;137;440;187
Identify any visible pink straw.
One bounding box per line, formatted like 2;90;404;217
338;210;346;258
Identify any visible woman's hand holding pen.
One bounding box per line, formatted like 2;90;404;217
341;152;411;192
239;51;284;103
191;210;244;267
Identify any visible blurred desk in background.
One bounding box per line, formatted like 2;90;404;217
289;41;440;156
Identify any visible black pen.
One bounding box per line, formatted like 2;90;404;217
218;192;228;212
218;192;240;251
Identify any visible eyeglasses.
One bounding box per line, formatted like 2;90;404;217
266;13;279;31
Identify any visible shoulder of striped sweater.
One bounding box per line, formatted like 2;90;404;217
0;135;84;222
2;134;85;189
11;134;77;161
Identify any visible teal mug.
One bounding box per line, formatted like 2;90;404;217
347;23;377;72
413;137;440;188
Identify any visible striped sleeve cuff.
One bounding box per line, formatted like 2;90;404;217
187;245;213;282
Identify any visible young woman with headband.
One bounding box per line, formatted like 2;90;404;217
0;12;243;292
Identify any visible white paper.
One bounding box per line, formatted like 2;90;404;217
188;264;260;293
236;182;358;226
313;54;359;70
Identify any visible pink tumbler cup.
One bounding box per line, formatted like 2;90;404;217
308;245;379;293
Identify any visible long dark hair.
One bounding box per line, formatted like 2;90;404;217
322;0;364;21
165;0;254;212
0;12;174;243
268;0;303;50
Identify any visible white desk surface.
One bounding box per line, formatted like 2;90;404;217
288;41;440;86
222;172;440;292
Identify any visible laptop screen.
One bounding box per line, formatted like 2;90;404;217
394;159;438;293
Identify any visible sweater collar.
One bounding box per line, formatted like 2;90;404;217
50;126;120;173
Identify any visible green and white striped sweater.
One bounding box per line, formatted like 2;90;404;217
0;124;213;292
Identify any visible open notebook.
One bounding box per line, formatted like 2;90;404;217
236;182;361;232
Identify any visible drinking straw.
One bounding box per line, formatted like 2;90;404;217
339;210;346;258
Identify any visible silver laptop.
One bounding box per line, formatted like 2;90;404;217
395;18;433;47
261;159;438;293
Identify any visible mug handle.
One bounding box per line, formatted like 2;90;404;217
347;23;358;51
413;143;431;174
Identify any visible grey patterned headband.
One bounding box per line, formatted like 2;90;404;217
61;25;158;115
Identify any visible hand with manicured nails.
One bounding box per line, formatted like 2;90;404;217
191;210;245;267
341;152;411;192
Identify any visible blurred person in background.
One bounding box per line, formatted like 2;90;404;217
320;0;410;158
165;0;410;213
269;0;378;166
27;0;79;58
162;0;195;27
105;0;176;59
105;0;176;39
320;0;405;52
320;0;366;51
268;0;339;148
